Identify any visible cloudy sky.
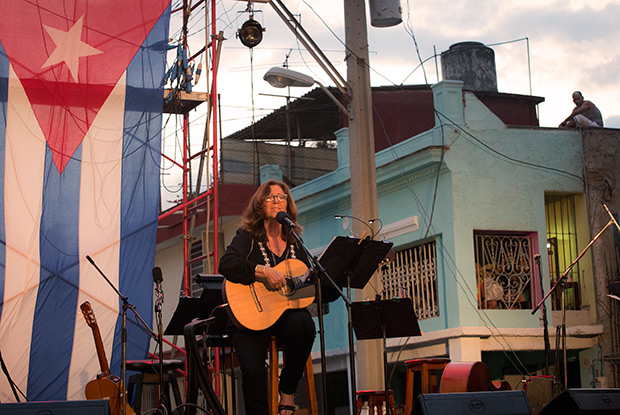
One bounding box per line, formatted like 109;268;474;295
167;0;619;143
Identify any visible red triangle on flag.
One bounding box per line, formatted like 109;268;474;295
0;1;170;173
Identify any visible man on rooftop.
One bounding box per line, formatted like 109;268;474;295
559;91;604;128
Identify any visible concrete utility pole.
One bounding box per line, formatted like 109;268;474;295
344;0;383;391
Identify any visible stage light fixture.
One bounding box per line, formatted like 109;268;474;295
238;18;264;48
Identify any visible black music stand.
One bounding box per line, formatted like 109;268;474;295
351;297;421;415
317;236;394;412
165;273;228;339
195;274;225;303
164;297;227;340
318;236;393;290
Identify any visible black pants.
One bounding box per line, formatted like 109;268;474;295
228;309;316;415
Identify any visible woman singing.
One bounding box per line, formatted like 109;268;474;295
219;180;316;415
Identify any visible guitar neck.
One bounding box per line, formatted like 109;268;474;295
90;324;111;377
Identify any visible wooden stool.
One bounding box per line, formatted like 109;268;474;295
404;358;450;415
268;337;318;415
356;390;395;415
126;359;185;415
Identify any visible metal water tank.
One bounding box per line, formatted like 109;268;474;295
369;0;402;27
440;41;497;92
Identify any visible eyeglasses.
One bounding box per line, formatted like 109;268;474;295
265;193;288;203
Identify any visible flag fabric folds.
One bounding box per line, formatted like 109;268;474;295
0;0;171;401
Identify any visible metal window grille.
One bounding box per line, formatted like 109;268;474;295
545;194;580;310
381;241;439;320
474;233;533;310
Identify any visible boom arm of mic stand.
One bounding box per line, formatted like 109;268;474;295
532;219;615;315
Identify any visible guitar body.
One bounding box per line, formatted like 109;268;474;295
223;258;316;331
85;376;135;415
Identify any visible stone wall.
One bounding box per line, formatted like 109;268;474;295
582;127;620;387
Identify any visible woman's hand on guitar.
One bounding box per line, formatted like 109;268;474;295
256;265;286;291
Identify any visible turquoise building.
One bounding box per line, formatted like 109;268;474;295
284;79;603;409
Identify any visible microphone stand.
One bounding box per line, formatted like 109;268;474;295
86;256;159;415
154;283;166;414
534;254;550;375
284;225;351;415
532;209;618;388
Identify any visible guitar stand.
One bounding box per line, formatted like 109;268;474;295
351;297;421;415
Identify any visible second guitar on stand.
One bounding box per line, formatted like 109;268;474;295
80;301;135;415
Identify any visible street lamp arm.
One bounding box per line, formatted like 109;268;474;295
315;80;351;119
269;0;349;95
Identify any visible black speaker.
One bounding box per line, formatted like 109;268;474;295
413;390;531;415
0;399;109;414
539;388;620;414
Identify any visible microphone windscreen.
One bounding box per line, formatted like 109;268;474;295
276;211;289;225
152;267;163;283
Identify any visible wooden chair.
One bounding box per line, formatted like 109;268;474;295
268;337;318;415
404;358;451;415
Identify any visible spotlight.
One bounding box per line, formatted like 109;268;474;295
238;18;264;48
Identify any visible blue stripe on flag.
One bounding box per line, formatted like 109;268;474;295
0;41;7;322
28;147;82;400
109;7;169;372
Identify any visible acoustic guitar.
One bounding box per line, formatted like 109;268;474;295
80;301;136;415
223;258;316;331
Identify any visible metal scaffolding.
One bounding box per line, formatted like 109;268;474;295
160;0;221;296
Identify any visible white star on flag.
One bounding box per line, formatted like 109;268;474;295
42;15;103;82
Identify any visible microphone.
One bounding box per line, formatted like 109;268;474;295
152;266;163;284
276;211;297;229
152;267;164;313
603;203;620;233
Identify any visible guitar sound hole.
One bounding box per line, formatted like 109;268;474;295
279;279;295;296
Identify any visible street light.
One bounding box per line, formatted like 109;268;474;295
263;67;351;118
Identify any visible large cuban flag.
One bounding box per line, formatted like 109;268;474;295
0;0;171;401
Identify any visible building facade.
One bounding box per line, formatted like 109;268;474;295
154;79;620;414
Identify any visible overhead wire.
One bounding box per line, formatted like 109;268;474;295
402;0;429;85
